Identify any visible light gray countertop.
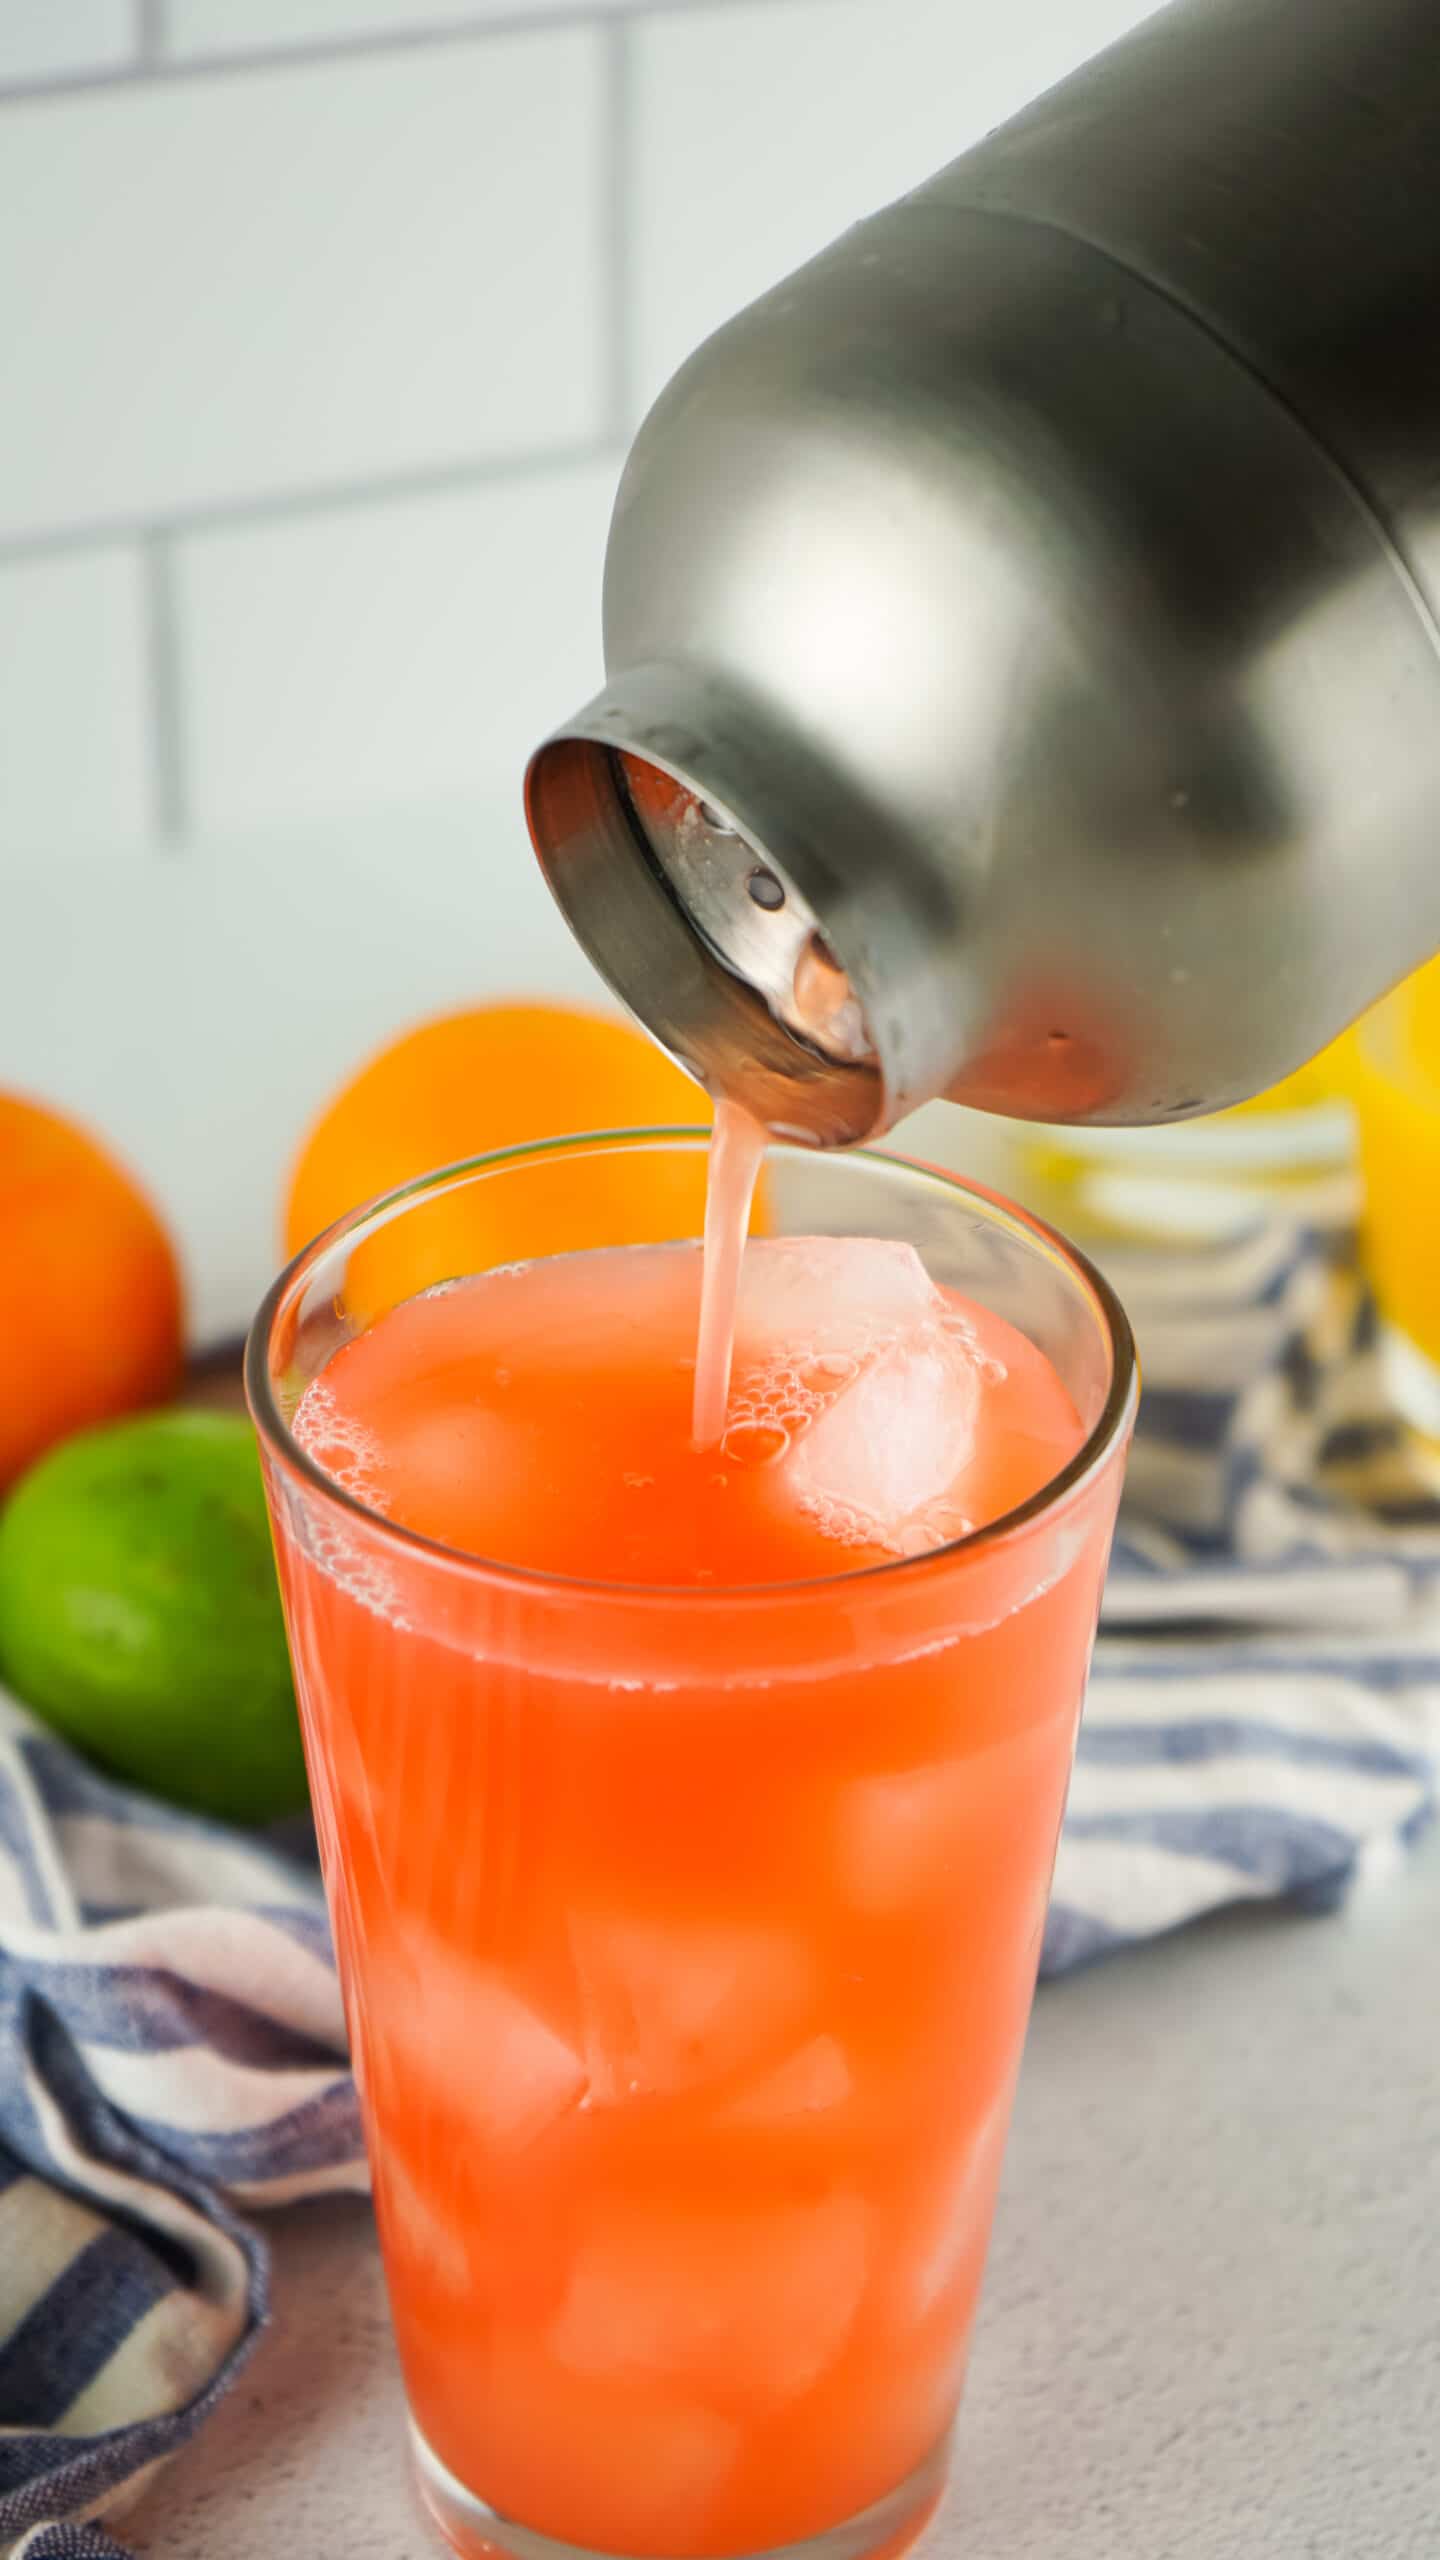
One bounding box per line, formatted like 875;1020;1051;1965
128;1828;1440;2560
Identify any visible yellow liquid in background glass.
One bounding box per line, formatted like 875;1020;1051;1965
1013;957;1440;1440
1350;953;1440;1417
1019;1033;1360;1247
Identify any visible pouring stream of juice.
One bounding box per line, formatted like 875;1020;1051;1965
691;1099;770;1449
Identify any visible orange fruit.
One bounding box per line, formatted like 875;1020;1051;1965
0;1094;184;1492
283;1003;717;1319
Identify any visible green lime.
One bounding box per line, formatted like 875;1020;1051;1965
0;1410;307;1825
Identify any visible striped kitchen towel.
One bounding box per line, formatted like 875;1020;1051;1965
2;1214;1437;2554
1050;1216;1440;1967
0;1724;362;2559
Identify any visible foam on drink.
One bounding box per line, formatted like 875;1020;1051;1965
294;1234;1078;1587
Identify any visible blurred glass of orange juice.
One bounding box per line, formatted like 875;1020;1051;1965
1018;1036;1359;1247
1350;954;1440;1435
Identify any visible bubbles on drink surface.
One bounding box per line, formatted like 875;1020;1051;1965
307;1520;411;1626
719;1417;794;1466
720;1238;1004;1557
291;1382;415;1621
287;1224;1078;1588
938;1300;1008;1388
293;1380;384;1502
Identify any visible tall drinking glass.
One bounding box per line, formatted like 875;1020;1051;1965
248;1134;1135;2560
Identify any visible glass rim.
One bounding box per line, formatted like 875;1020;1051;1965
246;1127;1138;1608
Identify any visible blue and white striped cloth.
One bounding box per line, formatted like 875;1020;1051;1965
0;1737;362;2558
1052;1217;1440;1965
2;1215;1437;2555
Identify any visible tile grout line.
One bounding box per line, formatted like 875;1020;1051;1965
0;438;629;568
0;0;761;109
602;15;638;443
141;531;188;848
135;0;167;69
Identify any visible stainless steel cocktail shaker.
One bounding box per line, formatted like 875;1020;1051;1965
526;0;1440;1144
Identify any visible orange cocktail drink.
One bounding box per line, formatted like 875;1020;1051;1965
250;1133;1134;2560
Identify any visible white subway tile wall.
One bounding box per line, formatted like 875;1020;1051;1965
0;548;152;856
168;0;709;52
0;34;605;539
0;0;134;87
178;456;621;832
5;810;602;1338
170;1;558;52
0;0;1155;1335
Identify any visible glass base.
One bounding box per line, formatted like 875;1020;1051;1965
411;2417;950;2560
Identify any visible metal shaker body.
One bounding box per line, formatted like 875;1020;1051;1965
526;0;1440;1143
